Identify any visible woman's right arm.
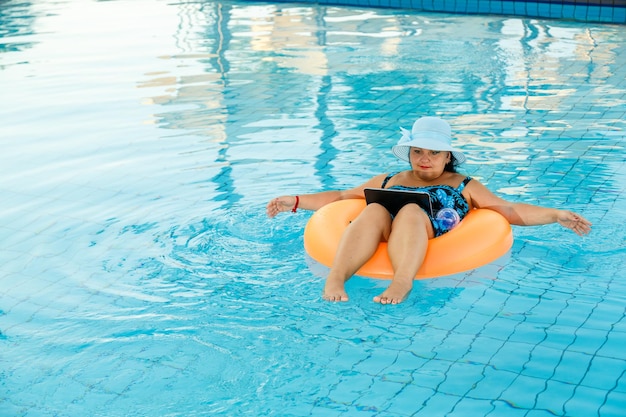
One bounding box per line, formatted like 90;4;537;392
266;174;388;218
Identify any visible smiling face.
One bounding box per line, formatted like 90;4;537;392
409;147;451;180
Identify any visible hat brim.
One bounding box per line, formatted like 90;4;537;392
392;138;466;164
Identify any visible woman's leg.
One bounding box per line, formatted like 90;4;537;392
323;203;392;302
373;204;434;304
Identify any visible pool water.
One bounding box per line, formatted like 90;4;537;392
1;0;625;415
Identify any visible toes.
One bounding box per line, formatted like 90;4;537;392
323;293;348;302
374;294;403;304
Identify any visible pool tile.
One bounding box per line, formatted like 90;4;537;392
411;358;450;388
580;356;626;391
436;361;489;397
357;377;406;409
585;304;624;332
563;385;611;417
487;400;534;416
282;0;626;22
509;321;549;346
462;335;504;364
601;390;626;416
328;372;376;406
552;350;593;385
533;379;576;415
352;347;403;375
479;316;520;342
569;327;608;354
597;329;626;360
432;332;475;361
540;324;578;350
500;374;549;410
489;340;534;374
380;383;435;415
468;366;518;399
445;396;499;417
453;310;492;335
522;344;564;380
411;391;459;415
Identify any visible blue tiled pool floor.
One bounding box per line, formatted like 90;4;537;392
1;0;625;416
274;0;626;23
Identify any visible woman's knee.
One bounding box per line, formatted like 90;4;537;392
352;203;392;230
393;204;433;236
395;204;427;221
359;203;392;220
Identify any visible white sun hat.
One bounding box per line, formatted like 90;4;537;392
392;116;466;164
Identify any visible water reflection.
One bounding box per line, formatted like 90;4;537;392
134;1;624;203
0;1;38;55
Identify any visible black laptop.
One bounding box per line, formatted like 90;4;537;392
364;188;433;217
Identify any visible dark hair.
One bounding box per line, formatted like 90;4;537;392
444;154;459;173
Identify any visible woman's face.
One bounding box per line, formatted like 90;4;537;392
409;147;451;178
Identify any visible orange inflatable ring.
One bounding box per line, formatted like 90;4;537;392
304;199;513;279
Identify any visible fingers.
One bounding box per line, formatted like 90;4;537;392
265;200;275;218
266;198;281;218
564;212;592;236
266;199;284;218
573;220;592;236
572;213;592;231
266;196;292;218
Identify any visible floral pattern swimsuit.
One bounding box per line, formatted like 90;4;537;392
381;173;472;237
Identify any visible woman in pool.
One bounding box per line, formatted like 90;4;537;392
266;116;592;305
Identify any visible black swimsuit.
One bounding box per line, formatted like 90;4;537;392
381;173;472;237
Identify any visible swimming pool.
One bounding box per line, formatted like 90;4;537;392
1;0;625;415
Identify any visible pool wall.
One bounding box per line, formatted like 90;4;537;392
270;0;626;23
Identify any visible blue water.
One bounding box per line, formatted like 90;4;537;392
1;1;625;416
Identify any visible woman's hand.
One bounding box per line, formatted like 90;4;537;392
266;196;297;218
557;211;592;236
266;186;372;219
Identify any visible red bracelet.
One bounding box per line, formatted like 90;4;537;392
291;195;299;213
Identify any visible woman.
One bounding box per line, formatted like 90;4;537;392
266;117;592;305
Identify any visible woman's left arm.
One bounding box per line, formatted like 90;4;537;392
466;181;592;236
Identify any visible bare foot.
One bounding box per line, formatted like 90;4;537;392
323;274;349;302
373;279;413;305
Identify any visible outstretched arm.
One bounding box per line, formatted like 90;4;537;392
266;191;348;218
266;174;388;218
490;202;591;236
466;181;592;236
